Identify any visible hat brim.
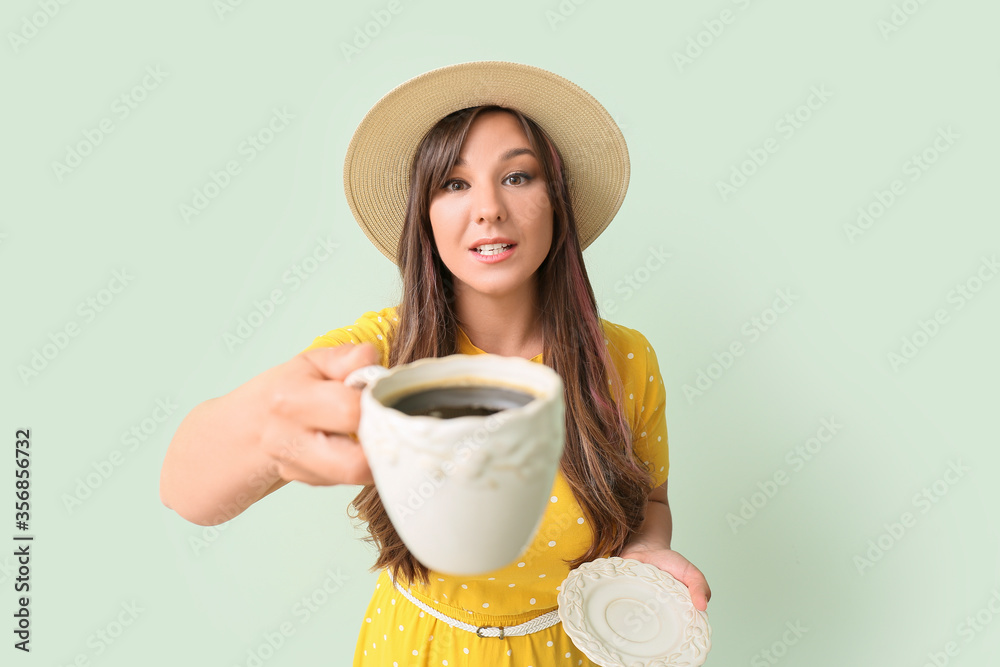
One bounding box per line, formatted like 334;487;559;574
343;60;630;265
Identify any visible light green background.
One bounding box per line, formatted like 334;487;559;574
3;0;999;665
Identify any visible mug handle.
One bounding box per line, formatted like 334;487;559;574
343;364;390;389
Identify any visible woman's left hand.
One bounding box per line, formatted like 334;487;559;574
618;545;712;612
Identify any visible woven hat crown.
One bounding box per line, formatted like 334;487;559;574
343;61;630;264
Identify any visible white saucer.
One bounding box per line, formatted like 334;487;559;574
557;557;712;667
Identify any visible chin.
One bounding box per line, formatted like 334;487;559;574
456;275;528;298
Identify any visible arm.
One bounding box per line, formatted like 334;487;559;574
619;479;712;611
159;344;379;526
159;383;287;526
628;480;672;550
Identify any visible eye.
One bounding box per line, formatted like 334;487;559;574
442;179;466;191
504;172;532;186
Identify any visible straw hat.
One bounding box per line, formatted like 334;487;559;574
343;60;630;265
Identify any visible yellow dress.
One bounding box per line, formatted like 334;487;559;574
302;306;669;666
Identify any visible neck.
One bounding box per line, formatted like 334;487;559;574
453;280;543;359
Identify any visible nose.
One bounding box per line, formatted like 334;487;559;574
472;180;506;225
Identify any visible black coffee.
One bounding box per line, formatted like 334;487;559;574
389;384;534;419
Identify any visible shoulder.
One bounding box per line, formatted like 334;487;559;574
599;319;660;369
599;318;667;422
300;305;399;365
601;320;670;482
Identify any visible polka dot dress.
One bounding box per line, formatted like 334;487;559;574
304;307;670;666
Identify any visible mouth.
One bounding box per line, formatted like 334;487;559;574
473;242;516;256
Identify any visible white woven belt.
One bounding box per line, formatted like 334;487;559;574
387;570;562;639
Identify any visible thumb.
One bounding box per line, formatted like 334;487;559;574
689;580;711;612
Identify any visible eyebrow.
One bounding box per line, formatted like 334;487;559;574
454;147;536;167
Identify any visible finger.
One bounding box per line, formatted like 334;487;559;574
690;581;711;611
273;431;374;486
683;569;711;611
669;556;710;611
300;343;380;381
267;378;363;434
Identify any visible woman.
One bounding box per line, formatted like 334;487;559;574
161;61;710;665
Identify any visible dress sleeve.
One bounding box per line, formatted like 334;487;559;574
634;334;669;488
298;306;397;367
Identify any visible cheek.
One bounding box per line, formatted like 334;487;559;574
427;200;441;232
517;186;552;221
427;205;446;246
533;202;555;247
429;199;460;237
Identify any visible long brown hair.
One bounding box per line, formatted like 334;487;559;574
348;105;654;586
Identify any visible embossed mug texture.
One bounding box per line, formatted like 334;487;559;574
349;354;566;575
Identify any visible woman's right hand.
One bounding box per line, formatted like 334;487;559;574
250;342;381;487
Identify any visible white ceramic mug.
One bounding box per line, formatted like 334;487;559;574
344;353;565;576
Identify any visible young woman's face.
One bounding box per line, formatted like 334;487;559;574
428;110;553;301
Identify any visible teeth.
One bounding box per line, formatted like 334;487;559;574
476;243;511;255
